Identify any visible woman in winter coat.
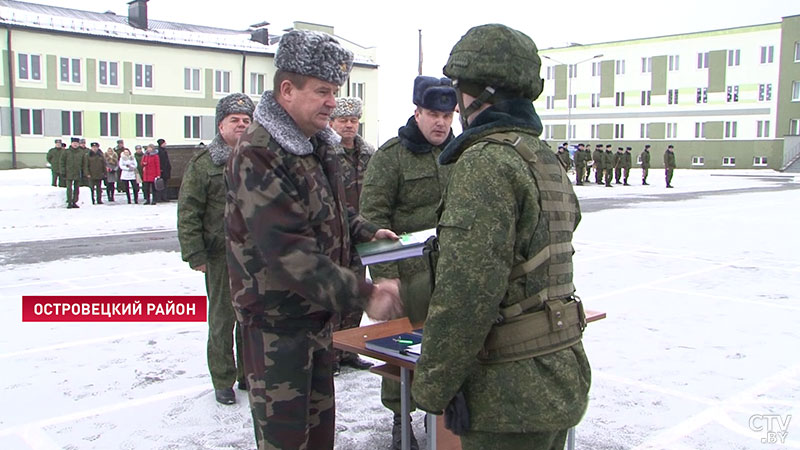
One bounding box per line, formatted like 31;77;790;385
104;147;119;202
141;144;161;205
118;148;140;204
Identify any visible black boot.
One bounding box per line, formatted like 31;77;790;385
391;413;419;450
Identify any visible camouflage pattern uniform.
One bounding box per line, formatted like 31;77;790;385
360;115;452;416
641;146;651;184
592;146;604;184
411;24;591;450
60;142;88;207
602;148;615;187
178;134;245;392
622;148;632;185
556;147;572;172
664;146;676;187
46;142;62;186
573;146;585;185
613;148;624;184
87;147;106;204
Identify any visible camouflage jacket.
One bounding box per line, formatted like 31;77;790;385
573;149;586;167
60;146;88;180
640;149;651;168
557;149;572;170
46;146;61;168
664;149;676;168
360;116;451;286
411;100;590;433
178;135;229;268
333;134;375;214
613;151;623;168
87;150;106;180
623;151;632;169
225;92;379;326
592;149;604;170
602;150;615;168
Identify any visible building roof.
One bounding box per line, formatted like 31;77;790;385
0;0;376;65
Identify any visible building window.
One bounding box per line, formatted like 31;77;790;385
568;64;577;78
59;57;81;83
546;95;554;110
667;123;678;139
592;62;601;77
790;119;800;135
591;93;601;108
17;53;41;81
591;124;598;139
250;72;266;95
184;68;201;92
351;82;365;99
568;94;577;109
668;55;679;71
614;123;624;139
98;61;119;86
568;124;576;139
543;124;553;139
697;52;709;69
696;87;708;104
61;111;82;136
615;91;625;107
722;156;736;167
640;123;650;139
758;83;773;101
184;115;201;139
727;49;741;67
668;89;679;105
692;156;705;166
724;121;737;138
136;113;154;138
19;108;43;135
795;42;800;62
134;64;153;88
792;81;800;102
727;85;739;103
546;66;553;80
760;46;774;64
757;120;771;138
753;156;768;167
641;90;651;106
615;59;625;75
641;57;652;73
694;122;705;138
214;70;231;94
100;112;120;137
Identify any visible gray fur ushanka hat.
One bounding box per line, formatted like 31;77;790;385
215;93;255;126
331;97;363;119
275;30;354;86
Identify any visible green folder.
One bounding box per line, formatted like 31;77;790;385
356;228;436;265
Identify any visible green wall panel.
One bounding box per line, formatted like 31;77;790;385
704;121;723;139
708;50;726;93
600;60;614;98
599;123;613;139
555;65;567;100
649;122;666;139
652;55;667;96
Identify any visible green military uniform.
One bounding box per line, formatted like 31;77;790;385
360;115;452;417
664;146;676;187
573;146;585;185
556;147;572;173
592;146;604;184
60;142;88;207
613;148;624;184
641;146;651;185
46;142;62;187
178;134;245;393
86;147;106;204
602;148;614;187
411;24;591;450
622;148;632;185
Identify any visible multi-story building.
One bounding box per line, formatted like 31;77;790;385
537;14;800;170
0;0;379;169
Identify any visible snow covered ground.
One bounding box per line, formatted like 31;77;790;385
1;168;799;450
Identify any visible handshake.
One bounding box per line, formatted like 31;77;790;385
362;228;404;321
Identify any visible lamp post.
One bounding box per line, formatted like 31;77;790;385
541;54;603;150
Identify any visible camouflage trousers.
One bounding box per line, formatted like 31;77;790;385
240;319;336;450
665;168;674;186
332;308;364;363
574;164;584;184
642;167;649;182
65;179;80;204
205;255;244;389
460;428;568;450
50;168;59;187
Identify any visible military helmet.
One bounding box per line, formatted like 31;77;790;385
444;24;543;101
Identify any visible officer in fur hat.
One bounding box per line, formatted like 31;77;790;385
224;30;402;449
410;24;591;450
329;96;377;374
359;75;457;450
178;93;254;406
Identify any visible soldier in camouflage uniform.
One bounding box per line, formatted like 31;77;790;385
622;146;633;185
223;30;402;450
46;139;62;187
556;145;572;173
640;144;651;185
360;75;456;450
664;144;676;188
328;96;376;373
592;144;603;184
573;143;585;185
602;144;615;187
178;93;254;405
60;137;88;208
613;146;624;184
410;24;591;450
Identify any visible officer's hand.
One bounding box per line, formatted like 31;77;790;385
364;279;403;320
372;228;399;241
191;264;206;273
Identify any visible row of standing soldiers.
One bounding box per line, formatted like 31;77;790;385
557;143;656;187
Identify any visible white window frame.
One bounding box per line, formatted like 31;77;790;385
795;42;800;62
696;87;708;104
100;112;120;137
17;53;42;81
722;156;736;167
697;52;709;69
184;115;202;139
641;57;652;73
792;81;800;102
568;64;577;79
727;49;741;67
614;123;625;139
668;89;679;105
615;91;625;107
59;57;81;84
760;46;774;64
591;93;601;108
136;113;154;138
791;119;800;136
250;72;266;95
727;85;739;103
692;156;705;166
546;66;553;80
694;122;705;138
753;156;768;167
758;83;773;102
19;108;43;135
61;110;82;136
667;123;678;139
98;60;119;87
591;124;598;139
724;121;738;138
640;123;649;139
134;63;153;89
568;94;577;109
351;82;365;100
214;70;231;94
615;59;626;75
184;68;201;92
756;120;770;138
668;55;680;71
592;62;601;77
546;95;554;110
568;124;576;139
641;90;651;106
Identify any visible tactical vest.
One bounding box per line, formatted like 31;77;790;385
475;132;585;364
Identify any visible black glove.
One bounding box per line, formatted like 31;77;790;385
444;391;470;436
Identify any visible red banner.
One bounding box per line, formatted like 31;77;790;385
22;296;207;322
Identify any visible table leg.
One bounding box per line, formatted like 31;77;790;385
567;427;575;450
401;367;411;450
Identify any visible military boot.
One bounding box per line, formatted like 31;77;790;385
391;412;419;450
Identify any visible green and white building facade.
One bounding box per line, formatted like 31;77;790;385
537;14;800;170
0;0;379;169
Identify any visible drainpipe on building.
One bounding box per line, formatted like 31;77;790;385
5;27;17;169
241;52;246;94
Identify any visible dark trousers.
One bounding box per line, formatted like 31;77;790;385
142;182;156;204
120;180;140;203
65;179;80;205
642;166;649;182
50;169;59;187
665;168;674;186
623;167;630;184
104;180;115;201
89;180;103;204
614;167;622;183
574;165;584;184
157;177;170;202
